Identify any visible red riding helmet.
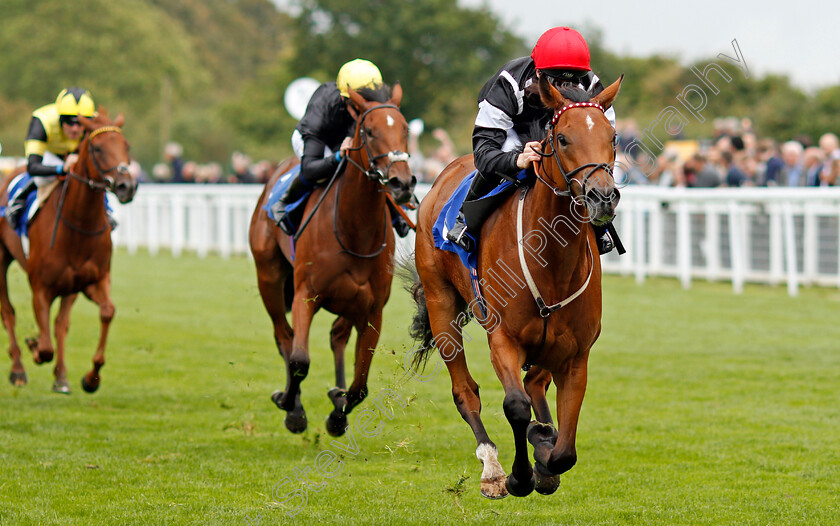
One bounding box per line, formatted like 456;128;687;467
531;27;591;71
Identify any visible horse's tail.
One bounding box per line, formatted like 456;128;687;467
397;255;435;370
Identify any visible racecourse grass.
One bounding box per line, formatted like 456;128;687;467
1;249;839;525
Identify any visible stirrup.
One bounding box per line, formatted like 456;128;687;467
446;217;475;252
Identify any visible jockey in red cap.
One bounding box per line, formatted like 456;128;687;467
446;27;618;254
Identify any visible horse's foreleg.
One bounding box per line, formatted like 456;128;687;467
544;351;590;477
31;288;55;364
0;253;25;386
524;366;561;495
489;331;535;498
272;284;319;434
80;277;114;394
51;294;78;394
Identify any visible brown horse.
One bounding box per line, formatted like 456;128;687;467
249;84;415;435
408;75;623;498
0;109;137;393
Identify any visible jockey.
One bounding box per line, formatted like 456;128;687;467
5;88;115;228
271;59;412;237
446;27;619;254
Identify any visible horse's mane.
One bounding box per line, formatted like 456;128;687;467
556;84;593;103
356;85;393;103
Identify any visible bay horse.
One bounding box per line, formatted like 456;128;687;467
249;84;415;436
0;109;137;393
408;75;623;498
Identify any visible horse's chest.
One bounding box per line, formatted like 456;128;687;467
56;261;105;293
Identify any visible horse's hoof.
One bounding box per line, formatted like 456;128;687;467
479;476;508;499
325;410;347;437
272;390;307;433
527;420;558;447
52;378;71;395
81;374;100;393
34;350;54;364
284;412;308;434
534;462;561;495
9;370;27;387
505;471;536;497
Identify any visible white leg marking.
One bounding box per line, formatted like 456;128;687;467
476;443;505;480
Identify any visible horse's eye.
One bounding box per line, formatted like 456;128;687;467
93;145;102;154
557;134;568;147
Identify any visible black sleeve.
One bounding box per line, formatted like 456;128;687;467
27;153;64;177
472;127;519;180
25;117;47;143
299;136;340;186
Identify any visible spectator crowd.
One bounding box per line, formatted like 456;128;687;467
614;117;840;188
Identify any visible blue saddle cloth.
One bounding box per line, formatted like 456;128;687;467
432;169;527;269
1;173;38;237
262;164;310;236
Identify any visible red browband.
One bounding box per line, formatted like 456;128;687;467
550;102;605;126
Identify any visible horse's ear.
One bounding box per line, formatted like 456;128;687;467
79;115;96;132
389;82;403;107
114;113;125;128
593;74;624;111
538;74;567;110
346;86;366;119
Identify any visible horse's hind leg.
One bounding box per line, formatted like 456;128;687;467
488;330;536;498
0;249;25;386
425;286;507;499
326;311;380;437
51;294;78;394
325;316;352;436
80;277;115;393
524;366;561;495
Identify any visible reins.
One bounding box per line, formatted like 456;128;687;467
514;101;612;317
49;125;124;248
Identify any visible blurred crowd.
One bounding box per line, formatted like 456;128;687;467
614;117;840;188
148;142;276;184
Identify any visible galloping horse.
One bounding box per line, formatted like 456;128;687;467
0;109;137;393
408;75;623;498
249;84;415;436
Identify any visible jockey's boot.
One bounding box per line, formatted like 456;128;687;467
592;222;615;254
5;179;37;228
445;172;497;252
271;176;312;235
107;212;118;231
386;198;412;238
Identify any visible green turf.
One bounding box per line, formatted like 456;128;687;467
1;250;839;525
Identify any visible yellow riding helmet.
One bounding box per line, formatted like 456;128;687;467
56;88;96;118
336;59;383;98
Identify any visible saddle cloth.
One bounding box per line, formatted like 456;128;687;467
262;164;311;236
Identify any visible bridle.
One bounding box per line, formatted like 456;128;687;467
535;102;615;201
66;125;129;193
51;125;128;246
344;104;411;186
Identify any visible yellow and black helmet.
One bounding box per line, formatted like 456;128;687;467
56;88;96;118
336;59;382;98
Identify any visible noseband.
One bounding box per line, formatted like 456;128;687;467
536;102;615;200
67;126;129;193
345;104;411;185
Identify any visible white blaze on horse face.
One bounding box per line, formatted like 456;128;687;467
386;115;395;127
586;114;594;132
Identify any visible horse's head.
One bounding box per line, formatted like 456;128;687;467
78;109;138;204
538;74;624;226
345;83;416;205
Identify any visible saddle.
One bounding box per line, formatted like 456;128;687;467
263;165;311;236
